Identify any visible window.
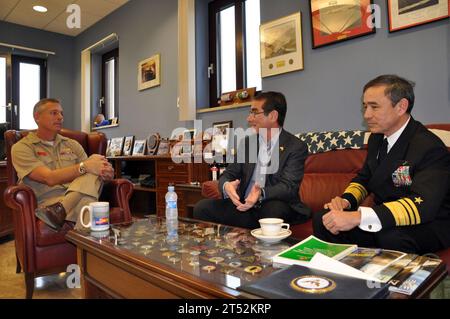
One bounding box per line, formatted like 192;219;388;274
209;0;261;107
0;56;6;124
11;55;46;130
101;48;118;121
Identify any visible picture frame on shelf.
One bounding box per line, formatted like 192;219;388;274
310;0;375;49
138;53;161;91
109;137;124;157
387;0;449;32
260;12;303;78
132;139;147;156
212;121;233;155
105;139;111;157
157;138;170;156
146;132;161;155
123;136;135;156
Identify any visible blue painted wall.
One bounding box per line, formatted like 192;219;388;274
1;0;449;137
198;0;450;133
73;0;192;141
0;21;75;127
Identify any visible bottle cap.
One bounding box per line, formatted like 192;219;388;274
168;185;175;192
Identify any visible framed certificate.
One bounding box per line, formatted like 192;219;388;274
260;12;304;78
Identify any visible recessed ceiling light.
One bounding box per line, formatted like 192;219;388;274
33;5;48;13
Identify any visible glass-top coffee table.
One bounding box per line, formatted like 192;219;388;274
66;216;297;298
66;216;447;299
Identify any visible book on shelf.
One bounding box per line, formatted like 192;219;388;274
272;236;409;282
238;264;390;299
388;255;441;295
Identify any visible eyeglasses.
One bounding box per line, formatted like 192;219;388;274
248;110;265;117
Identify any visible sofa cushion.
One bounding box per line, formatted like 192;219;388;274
304;148;367;173
300;173;357;213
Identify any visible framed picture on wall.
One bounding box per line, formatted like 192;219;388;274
388;0;449;32
260;12;304;78
138;53;161;91
310;0;375;49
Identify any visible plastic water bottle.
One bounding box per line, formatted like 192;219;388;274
165;186;178;240
165;185;178;220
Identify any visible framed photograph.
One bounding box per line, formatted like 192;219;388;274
260;12;304;78
157;138;170;155
109;137;124;157
388;0;449;32
132;140;147;156
310;0;375;49
123;136;134;156
138;53;161;91
105;139;111;157
212;121;233;154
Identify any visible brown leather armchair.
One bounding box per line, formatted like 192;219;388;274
3;128;134;299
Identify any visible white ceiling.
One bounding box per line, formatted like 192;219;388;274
0;0;129;36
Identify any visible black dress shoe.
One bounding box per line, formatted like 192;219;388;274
35;202;67;231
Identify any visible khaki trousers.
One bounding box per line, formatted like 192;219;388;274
38;173;103;225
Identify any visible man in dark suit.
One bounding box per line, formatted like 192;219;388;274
313;75;450;254
194;91;310;229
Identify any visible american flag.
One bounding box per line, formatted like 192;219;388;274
296;130;366;154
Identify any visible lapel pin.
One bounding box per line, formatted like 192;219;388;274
280;146;285;152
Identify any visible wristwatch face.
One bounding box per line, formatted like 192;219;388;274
79;162;86;174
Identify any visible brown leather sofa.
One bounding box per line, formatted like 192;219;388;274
3;128;134;298
201;124;450;272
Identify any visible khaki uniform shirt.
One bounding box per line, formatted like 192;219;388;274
11;132;88;202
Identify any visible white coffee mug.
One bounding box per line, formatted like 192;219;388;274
80;202;110;231
259;218;290;236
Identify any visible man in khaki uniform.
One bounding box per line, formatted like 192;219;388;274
12;98;114;231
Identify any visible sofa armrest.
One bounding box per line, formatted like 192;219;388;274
201;181;221;199
100;178;134;223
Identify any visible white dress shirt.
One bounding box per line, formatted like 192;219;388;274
358;117;411;232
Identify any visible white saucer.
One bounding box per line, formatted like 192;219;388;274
250;228;292;244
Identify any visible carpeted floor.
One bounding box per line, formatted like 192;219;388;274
0;236;80;299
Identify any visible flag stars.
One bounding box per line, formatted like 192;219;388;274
343;136;353;145
316;140;325;151
330;137;338;146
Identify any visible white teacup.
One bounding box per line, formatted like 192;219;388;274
259;218;290;236
80;202;110;231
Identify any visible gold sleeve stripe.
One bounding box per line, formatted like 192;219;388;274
397;200;412;225
398;199;416;225
384;201;410;226
344;183;368;204
403;198;421;224
352;183;368;199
